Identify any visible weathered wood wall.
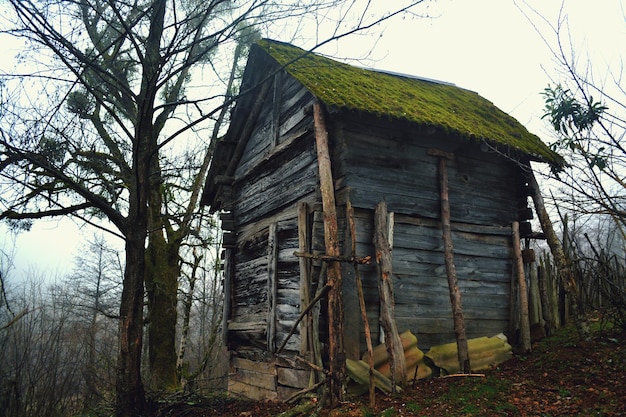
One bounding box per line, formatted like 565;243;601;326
330;114;527;350
222;69;323;399
333;114;528;225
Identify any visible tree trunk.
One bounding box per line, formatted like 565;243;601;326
177;249;201;379
527;171;590;341
512;221;532;352
373;201;406;390
436;156;470;373
145;233;181;391
116;229;147;417
313;101;345;404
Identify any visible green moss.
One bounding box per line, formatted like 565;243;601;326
258;39;563;167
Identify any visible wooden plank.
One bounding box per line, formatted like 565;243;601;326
232;357;276;374
229;380;278;401
222;248;234;342
277;367;310;389
298;202;311;357
267;222;278;352
228;320;266;332
271;72;282;148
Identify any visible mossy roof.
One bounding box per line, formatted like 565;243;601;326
258;39;563;167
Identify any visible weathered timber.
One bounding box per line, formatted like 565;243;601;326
276;284;331;354
512;221;531;352
313;101;345;403
373;201;406;389
538;265;557;336
225;80;272;178
436;155;470;374
222;249;234;342
348;200;376;407
277;367;310;389
293;251;370;264
297;202;311;357
267;223;278;352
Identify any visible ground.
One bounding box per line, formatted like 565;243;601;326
154;323;626;417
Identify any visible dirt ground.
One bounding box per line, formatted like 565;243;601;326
154;323;626;417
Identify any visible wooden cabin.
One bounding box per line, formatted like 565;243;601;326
201;39;563;400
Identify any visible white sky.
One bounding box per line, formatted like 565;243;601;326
2;0;625;281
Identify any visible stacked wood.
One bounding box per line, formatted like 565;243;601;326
368;330;432;381
425;334;512;374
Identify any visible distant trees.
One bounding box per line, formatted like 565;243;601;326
0;269;119;417
0;0;428;414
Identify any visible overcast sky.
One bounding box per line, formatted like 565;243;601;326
2;0;625;280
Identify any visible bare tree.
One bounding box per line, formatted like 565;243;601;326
518;2;626;240
0;0;429;414
515;3;626;337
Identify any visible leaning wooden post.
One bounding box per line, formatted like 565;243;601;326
512;221;532;352
527;170;590;341
313;101;345;404
347;200;376;407
429;149;471;374
373;201;406;391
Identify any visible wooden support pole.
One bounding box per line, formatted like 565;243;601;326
298;202;311;358
313;101;345;404
435;154;471;374
347;201;376;408
527;170;590;341
538;264;557;336
373;201;406;390
267;222;278;352
512;221;532;352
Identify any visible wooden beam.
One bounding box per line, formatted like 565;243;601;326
222;249;234;343
313;101;345;404
512;221;532;352
373;201;406;390
267;222;278;352
436;156;471;373
347;200;376;407
297;202;311;357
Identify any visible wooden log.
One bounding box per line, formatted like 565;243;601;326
348;200;376;407
267;223;278;352
373;201;406;390
313;101;345;403
222;249;234;343
297;202;311;357
538;264;557;336
436;156;471;373
528;257;542;326
527;171;590;340
512;221;531;352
